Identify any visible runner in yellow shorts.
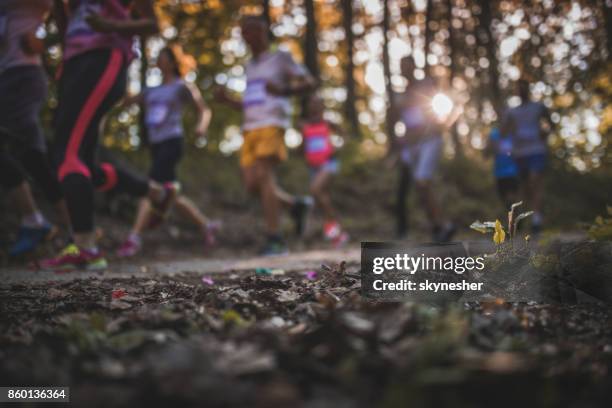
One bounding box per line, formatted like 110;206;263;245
216;15;316;255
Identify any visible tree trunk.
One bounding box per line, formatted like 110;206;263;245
605;0;612;58
139;36;149;147
382;0;395;142
301;0;319;117
262;0;273;41
445;0;462;156
424;0;434;76
303;0;319;80
480;0;503;119
342;0;360;137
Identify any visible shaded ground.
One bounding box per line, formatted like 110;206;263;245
1;256;612;407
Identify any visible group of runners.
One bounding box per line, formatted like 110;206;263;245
1;0;552;270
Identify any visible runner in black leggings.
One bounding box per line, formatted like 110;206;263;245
0;0;69;256
42;0;176;270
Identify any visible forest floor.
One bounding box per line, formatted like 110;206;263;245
2;231;612;407
1;155;611;407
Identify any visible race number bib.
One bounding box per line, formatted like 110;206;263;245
402;106;426;129
66;1;103;38
146;103;169;127
306;135;327;154
243;79;267;107
516;125;539;140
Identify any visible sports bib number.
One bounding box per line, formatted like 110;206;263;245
402;106;425;129
66;1;103;38
306;136;327;154
146;103;169;127
499;138;513;155
516;125;539;140
243;79;267;107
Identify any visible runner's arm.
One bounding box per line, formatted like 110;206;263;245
186;83;212;138
85;0;159;36
266;53;318;96
540;104;554;140
213;86;243;111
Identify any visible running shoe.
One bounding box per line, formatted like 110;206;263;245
323;221;349;248
290;196;314;237
116;235;142;257
40;244;108;271
148;182;180;229
259;238;289;256
9;223;55;257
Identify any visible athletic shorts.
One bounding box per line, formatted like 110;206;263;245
515;153;547;177
0;65;48;153
150;137;183;183
309;159;339;180
240;126;287;168
400;136;442;181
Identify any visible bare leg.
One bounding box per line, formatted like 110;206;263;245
147;180;165;202
415;180;442;227
257;159;283;235
275;183;296;209
130;198;152;236
174;195;209;230
310;170;335;221
529;172;544;216
10;181;39;218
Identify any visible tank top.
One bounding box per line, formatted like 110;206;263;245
144;79;190;144
0;0;51;73
64;0;134;62
302;121;334;167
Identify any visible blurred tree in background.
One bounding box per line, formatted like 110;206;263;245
39;0;610;174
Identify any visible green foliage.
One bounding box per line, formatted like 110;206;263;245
587;206;612;241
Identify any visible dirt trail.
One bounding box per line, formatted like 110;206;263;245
0;247;361;284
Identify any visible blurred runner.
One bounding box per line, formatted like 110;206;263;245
486;126;519;211
117;46;220;257
299;94;348;248
0;147;54;257
501;79;553;234
41;0;177;271
0;0;69;255
215;15;316;256
390;56;458;242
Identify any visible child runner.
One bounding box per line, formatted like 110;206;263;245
390;56;457;242
215;15;316;255
501;79;553;233
117;46;219;257
300;94;348;247
487;126;519;210
0;0;70;255
41;0;176;270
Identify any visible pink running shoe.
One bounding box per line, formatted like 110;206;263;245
149;182;180;229
40;244;108;271
116;235;142;257
323;221;349;248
